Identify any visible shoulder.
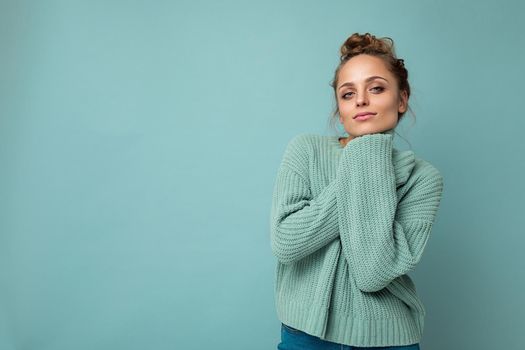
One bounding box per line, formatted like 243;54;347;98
282;133;324;158
411;156;445;191
279;133;324;174
395;156;445;222
413;157;443;181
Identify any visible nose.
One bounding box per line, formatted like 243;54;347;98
356;90;368;107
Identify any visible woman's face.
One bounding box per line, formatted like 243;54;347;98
336;54;407;139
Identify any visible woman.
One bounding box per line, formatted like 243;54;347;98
270;32;444;350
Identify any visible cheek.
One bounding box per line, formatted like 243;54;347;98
338;101;352;116
379;96;399;112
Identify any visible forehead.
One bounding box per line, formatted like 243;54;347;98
338;54;393;83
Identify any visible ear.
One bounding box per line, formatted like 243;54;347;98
398;90;408;114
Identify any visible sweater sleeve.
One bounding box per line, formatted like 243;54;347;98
270;135;339;264
269;132;420;265
335;133;444;292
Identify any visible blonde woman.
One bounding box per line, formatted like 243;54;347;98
270;32;444;350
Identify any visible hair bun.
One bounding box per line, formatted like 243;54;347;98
340;32;395;61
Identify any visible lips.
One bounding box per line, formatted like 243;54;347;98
354;112;377;119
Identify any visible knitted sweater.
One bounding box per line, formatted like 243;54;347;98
269;129;444;347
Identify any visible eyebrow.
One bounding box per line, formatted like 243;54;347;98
338;76;389;90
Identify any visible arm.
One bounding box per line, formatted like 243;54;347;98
270;135;339;264
270;133;420;265
335;133;444;292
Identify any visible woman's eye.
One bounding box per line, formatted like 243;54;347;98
342;87;383;99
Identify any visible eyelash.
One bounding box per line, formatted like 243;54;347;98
341;86;384;99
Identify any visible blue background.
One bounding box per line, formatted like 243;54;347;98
1;1;524;349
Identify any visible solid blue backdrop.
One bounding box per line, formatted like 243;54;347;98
1;1;524;349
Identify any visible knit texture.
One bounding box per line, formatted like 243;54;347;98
270;130;444;347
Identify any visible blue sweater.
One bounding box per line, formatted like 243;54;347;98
269;129;444;346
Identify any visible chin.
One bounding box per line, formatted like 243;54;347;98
354;123;393;133
349;126;379;135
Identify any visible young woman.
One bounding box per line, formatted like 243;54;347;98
270;33;444;349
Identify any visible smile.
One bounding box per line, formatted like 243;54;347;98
354;114;375;121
